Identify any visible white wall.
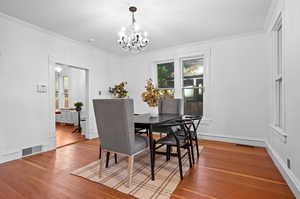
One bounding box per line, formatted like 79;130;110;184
0;13;118;163
265;0;300;197
117;33;269;146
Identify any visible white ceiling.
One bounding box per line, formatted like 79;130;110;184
0;0;272;55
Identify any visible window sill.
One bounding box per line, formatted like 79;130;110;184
270;124;288;142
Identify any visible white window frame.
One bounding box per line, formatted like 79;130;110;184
180;56;205;115
178;50;211;121
272;14;286;132
151;50;212;127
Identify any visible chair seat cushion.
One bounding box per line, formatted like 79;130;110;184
132;135;149;154
156;135;187;146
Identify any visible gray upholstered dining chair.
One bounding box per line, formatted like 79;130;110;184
158;98;182;114
153;98;183;136
93;99;148;187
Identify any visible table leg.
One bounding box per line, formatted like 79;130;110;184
148;125;155;181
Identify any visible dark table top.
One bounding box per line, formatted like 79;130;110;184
133;113;181;125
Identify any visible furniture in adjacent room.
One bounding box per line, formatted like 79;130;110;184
55;108;77;125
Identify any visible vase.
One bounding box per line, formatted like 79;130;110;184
149;107;158;118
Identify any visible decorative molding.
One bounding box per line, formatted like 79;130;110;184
0;151;21;164
266;142;300;198
0;138;56;164
199;133;265;147
125;31;266;58
264;0;280;31
270;124;288;143
86;130;98;140
0;11;105;54
44;137;57;152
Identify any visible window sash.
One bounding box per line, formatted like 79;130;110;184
277;25;282;76
275;80;283;127
181;58;204;115
273;18;284;129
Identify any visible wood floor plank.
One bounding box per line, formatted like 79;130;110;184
0;139;295;199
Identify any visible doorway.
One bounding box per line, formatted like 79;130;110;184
53;63;88;148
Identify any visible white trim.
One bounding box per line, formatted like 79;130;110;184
264;0;279;31
48;56;92;143
179;49;212;119
271;12;286;131
0;12;105;54
266;142;300;198
265;0;284;33
0;151;21;164
0;139;55;164
270;124;288;142
86;130;99;140
44;136;57;152
199;133;265;147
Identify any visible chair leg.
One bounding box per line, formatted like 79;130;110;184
99;146;102;159
187;145;193;168
99;149;105;178
194;133;200;157
168;146;172;161
176;144;183;180
114;153;118;164
127;156;134;188
166;145;170;161
189;134;195;164
106;152;110;168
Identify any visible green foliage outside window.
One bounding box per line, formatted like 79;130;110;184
157;62;174;88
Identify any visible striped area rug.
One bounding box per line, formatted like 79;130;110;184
71;146;203;199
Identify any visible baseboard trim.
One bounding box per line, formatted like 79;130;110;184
199;133;265;147
266;142;300;198
0;151;21;164
0;137;57;164
86;131;98;140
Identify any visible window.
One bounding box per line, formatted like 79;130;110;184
63;76;70;108
55;72;60;109
182;58;204;115
157;62;175;97
274;18;284;128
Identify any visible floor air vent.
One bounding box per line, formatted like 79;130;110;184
22;145;42;157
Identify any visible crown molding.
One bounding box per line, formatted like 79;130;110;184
0;11;110;55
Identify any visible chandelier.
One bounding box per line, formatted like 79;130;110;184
118;6;150;52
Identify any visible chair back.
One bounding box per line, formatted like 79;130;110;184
93;99;135;155
158;98;182;114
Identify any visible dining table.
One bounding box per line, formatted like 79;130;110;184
133;113;182;181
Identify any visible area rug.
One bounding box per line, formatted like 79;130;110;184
71;146;203;199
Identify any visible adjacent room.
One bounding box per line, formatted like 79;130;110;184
0;0;299;199
54;64;87;148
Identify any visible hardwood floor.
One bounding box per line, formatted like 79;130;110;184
56;124;86;148
0;139;295;199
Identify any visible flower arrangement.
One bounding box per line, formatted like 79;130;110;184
141;79;161;107
109;82;128;98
